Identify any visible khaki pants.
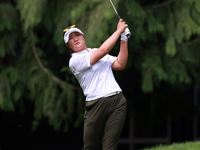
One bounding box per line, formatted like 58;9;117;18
83;93;127;150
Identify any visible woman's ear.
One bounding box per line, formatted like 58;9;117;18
66;44;69;47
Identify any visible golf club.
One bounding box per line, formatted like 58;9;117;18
109;0;131;38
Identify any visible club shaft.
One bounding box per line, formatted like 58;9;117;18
109;0;131;38
110;0;121;20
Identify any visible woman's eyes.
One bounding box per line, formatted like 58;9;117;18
69;33;80;40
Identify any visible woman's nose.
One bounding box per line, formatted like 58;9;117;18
74;36;78;41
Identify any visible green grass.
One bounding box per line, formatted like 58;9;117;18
141;142;200;150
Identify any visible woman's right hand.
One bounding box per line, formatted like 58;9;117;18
117;19;127;34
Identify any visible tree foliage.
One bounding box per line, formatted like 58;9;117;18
0;0;200;131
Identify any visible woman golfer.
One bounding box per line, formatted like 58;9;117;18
63;19;129;150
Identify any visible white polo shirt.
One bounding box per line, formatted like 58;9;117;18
69;48;122;101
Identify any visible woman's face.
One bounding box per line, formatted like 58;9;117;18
67;32;87;52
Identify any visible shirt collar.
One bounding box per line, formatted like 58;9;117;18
71;48;91;56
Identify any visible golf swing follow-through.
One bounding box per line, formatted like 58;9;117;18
63;0;130;149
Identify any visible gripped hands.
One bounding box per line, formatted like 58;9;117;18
117;19;127;34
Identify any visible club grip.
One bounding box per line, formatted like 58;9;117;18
125;27;131;38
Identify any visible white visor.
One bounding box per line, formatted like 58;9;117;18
63;27;84;44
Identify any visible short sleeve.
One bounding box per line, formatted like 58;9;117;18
69;52;91;75
107;54;117;64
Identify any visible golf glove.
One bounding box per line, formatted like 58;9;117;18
121;31;128;41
